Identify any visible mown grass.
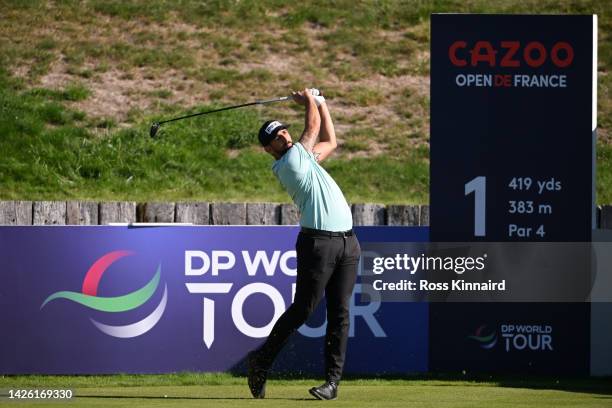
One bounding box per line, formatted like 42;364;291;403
1;386;608;408
0;373;610;408
2;372;612;390
0;0;610;203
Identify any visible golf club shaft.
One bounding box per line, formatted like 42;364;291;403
157;96;290;126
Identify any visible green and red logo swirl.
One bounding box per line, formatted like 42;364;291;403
468;324;498;349
41;250;167;338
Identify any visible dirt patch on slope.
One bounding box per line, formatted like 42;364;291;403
18;16;431;157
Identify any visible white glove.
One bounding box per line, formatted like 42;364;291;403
308;88;325;106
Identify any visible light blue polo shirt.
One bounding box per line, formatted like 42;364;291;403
272;143;352;232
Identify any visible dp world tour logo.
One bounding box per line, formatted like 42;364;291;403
40;250;167;338
468;324;497;349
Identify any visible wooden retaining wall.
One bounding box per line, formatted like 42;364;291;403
0;201;610;228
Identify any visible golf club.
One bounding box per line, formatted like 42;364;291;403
149;95;291;138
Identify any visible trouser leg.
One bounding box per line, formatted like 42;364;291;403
256;233;339;368
324;234;360;383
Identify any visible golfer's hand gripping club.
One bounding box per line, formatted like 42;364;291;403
291;88;325;107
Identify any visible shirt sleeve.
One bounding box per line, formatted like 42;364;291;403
283;143;311;177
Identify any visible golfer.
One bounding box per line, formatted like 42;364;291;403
247;88;360;400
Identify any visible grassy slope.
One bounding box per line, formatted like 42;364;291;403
0;0;610;203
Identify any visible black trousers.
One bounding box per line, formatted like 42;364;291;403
255;230;361;383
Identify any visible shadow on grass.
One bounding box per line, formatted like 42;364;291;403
3;371;612;398
337;372;612;396
230;355;612;397
76;395;313;401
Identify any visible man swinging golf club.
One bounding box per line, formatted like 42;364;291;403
248;88;361;400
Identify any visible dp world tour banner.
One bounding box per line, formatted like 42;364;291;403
0;226;428;375
429;14;597;374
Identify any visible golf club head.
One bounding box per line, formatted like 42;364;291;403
150;122;161;138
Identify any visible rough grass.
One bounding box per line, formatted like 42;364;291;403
1;373;611;408
0;68;429;202
0;0;610;203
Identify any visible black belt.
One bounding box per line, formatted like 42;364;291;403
300;227;353;238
